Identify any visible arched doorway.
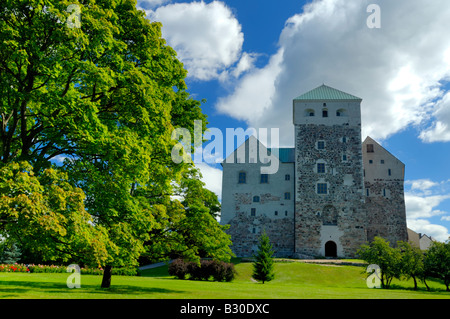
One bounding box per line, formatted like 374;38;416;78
325;241;337;258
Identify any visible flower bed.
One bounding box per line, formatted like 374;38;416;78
0;264;138;276
0;264;29;273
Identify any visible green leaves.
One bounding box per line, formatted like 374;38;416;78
0;0;231;286
0;162;109;267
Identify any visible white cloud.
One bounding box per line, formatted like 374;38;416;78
405;178;450;242
405;179;439;195
419;91;450;142
406;219;450;243
216;48;284;125
146;1;245;81
404;193;450;220
196;162;223;201
137;0;171;10
215;0;450;146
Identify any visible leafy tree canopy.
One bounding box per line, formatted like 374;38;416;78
0;0;232;286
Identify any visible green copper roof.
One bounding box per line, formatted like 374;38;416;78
294;84;362;101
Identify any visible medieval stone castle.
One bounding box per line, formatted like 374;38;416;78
220;85;409;258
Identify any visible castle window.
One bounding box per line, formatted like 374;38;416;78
252;228;256;234
317;141;325;150
367;144;374;153
317;183;328;195
238;172;246;184
388;169;392;176
381;160;385;164
251;208;256;216
284;192;291;200
305;109;315;117
336;109;348;117
369;160;373;164
342;136;347;143
322;109;328;117
366;188;370;196
342;154;347;161
383;189;386;197
285;174;290;181
317;163;326;173
285;211;288;216
260;174;268;184
253;196;260;203
275;211;278;216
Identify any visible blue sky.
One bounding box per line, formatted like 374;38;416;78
137;0;450;242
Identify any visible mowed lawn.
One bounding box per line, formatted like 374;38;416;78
0;261;449;299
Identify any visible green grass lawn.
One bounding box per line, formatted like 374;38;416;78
0;260;449;299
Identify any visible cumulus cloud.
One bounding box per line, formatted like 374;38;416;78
145;1;247;81
137;0;171;10
215;0;450;146
216;49;284;123
196;162;223;201
405;178;450;242
406;219;449;243
420;91;450;142
405;179;440;195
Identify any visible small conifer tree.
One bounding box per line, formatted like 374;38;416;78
252;231;275;284
0;242;22;264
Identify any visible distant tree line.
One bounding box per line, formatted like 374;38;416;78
358;237;450;291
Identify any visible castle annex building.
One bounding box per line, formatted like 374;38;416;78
220;85;408;258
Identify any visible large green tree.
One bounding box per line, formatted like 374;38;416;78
0;0;232;287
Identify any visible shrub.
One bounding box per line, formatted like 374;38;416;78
212;261;237;282
169;259;236;282
168;259;189;279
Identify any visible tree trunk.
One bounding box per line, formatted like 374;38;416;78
412;276;417;290
101;265;112;288
423;278;430;291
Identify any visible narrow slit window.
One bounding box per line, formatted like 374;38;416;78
238;172;246;184
260;174;268;184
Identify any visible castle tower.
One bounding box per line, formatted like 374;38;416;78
292;85;367;258
362;136;408;244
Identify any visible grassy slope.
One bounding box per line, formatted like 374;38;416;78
0;261;449;299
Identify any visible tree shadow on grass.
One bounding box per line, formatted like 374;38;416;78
0;280;185;298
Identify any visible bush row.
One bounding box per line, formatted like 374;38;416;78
0;263;138;276
168;259;236;282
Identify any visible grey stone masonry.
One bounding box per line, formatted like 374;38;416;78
294;123;367;258
220;85;408;258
